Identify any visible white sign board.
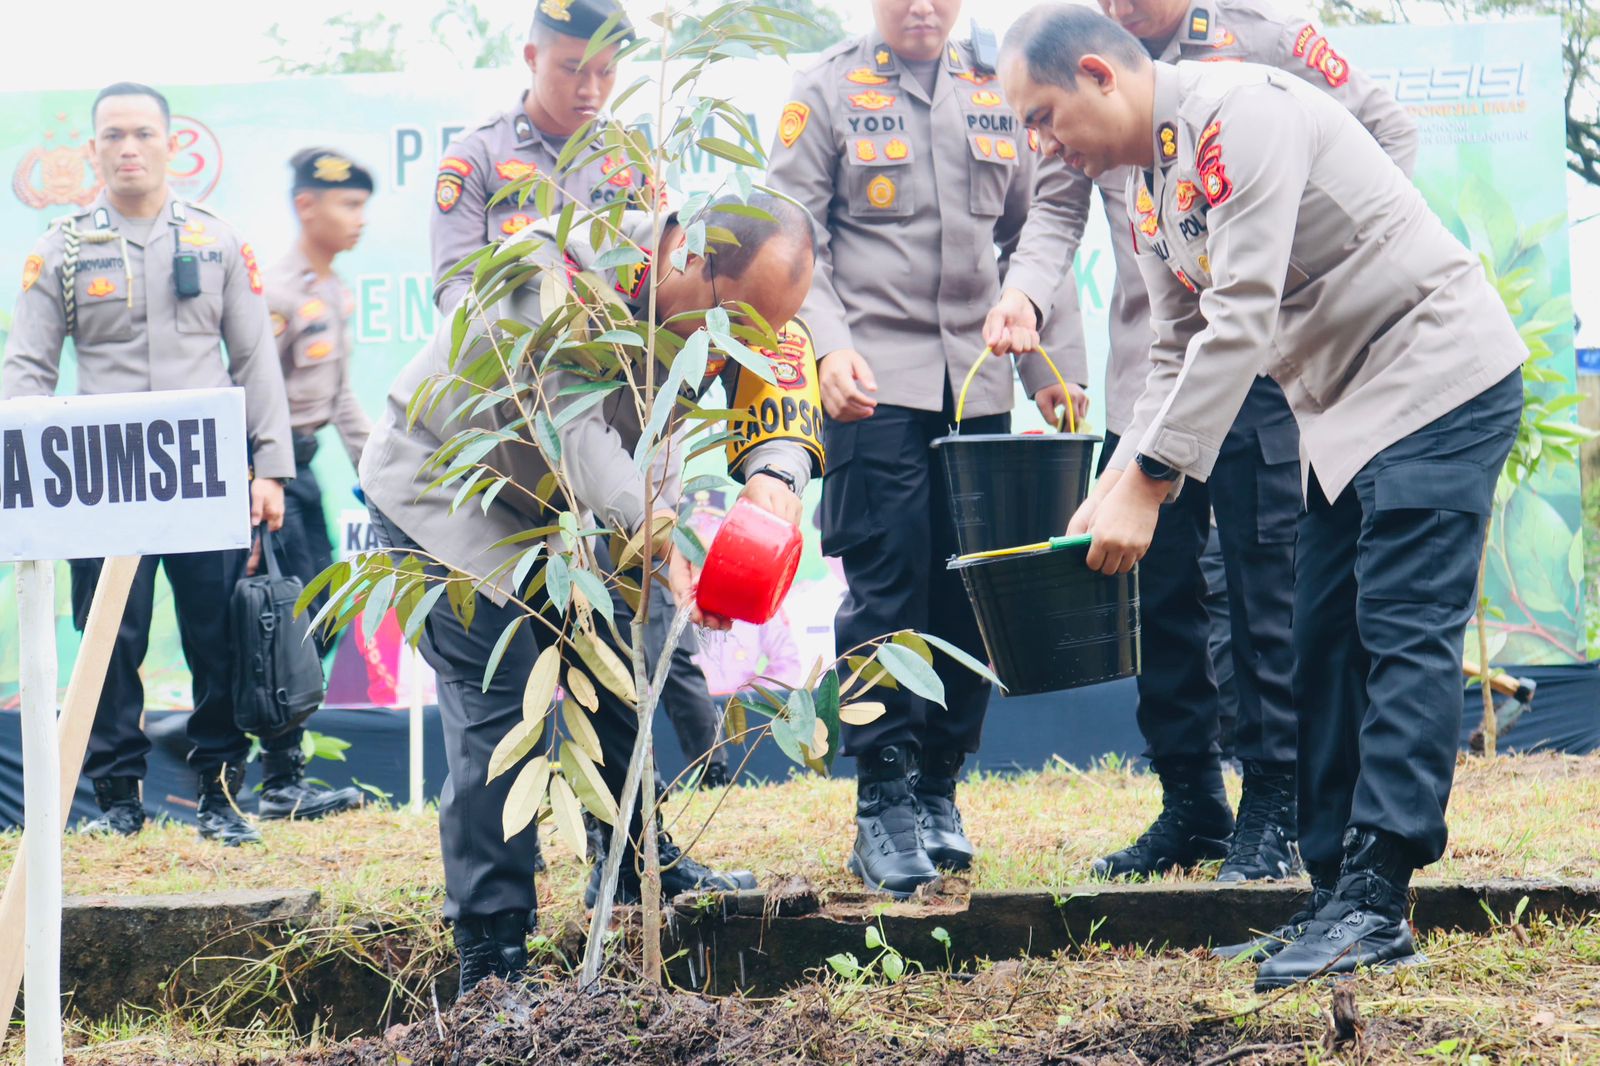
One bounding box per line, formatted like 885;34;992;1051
0;388;250;561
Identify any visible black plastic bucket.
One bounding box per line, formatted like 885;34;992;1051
932;433;1100;556
949;540;1139;696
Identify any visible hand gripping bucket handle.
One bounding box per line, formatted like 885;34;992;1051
954;346;1077;434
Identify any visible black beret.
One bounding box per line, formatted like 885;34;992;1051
290;149;374;193
534;0;634;41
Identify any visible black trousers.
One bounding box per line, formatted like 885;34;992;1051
279;436;336;658
823;401;1007;758
370;507;645;922
642;580;727;776
1295;369;1521;870
1098;376;1300;766
71;549;298;780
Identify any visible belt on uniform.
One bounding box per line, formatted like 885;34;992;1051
292;434;320;466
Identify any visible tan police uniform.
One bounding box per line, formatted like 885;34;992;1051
764;33;1085;767
1119;58;1525;873
1;188;294;788
360;211;814;922
1055;3;1419;841
265;248;369;466
430;101;638;312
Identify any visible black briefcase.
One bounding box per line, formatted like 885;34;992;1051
230;523;326;738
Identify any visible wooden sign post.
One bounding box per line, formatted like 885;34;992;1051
0;388;252;1063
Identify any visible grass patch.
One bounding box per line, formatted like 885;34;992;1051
3;752;1600;1063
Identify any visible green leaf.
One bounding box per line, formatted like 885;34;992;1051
876;642;946;707
562;699;605;766
1502;485;1578;617
1569;528;1586;587
769;715;807;765
864;925;885;950
711;328;776;384
826;952;861;980
524;645;561;725
402;582;449;647
534;411;562;464
546;553;572;614
488;718;545;783
881;952;905;982
813;672;841;771
785;687;816;751
672;524;708;568
918;632;1004;691
512;545;546;599
696;136;763;168
548;773;588;855
573;631;637;703
362;573;397;641
481;615;526;692
561;740;620;824
593;245;648;270
501;755;551;841
571;568;615;628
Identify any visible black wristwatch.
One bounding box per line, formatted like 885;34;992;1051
751;466;798;492
1134;453;1181;482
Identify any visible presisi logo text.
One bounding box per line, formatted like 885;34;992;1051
1368;64;1528;103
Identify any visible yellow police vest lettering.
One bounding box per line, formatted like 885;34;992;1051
726;320;825;474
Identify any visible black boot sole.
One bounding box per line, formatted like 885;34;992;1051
847;852;937;900
258;795;364;821
1253;952;1427;991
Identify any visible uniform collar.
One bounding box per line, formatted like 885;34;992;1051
512;93;550;148
1150;62;1184;173
866;36;898;76
86;187;180;245
276;243;322;287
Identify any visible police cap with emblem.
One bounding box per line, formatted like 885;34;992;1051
533;0;635;41
289;147;375;194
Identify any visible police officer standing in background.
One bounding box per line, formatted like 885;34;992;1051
250;148;376;824
430;0;640;314
1003;5;1523;984
767;0;1089;899
2;83;294;846
1044;0;1416;884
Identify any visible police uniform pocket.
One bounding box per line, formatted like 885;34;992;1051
175;263;225;335
818;420;882;555
966;134;1016;217
74;274;134;344
1363;459;1493;608
1254;421;1302;544
844;140;914;222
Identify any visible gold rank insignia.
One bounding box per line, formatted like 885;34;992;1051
996;139;1016;160
1139;214;1160;237
848;90;896;111
1135;186;1155;215
856;139;877;162
866;174;896;209
21;254;42;292
875;48;892;68
541;0;573;21
270;312;288;337
86;277;115;298
1175;179;1197;212
180;220;216;247
299;298;328;321
779;102;810;148
885;138;909;160
1159;122;1178;161
1190;9;1209;39
975;135;994;158
971;91;1002;108
306;340;334;360
846;67;888;85
948;45;960;65
1197;254;1211;274
313;155;352;182
495;159;537;182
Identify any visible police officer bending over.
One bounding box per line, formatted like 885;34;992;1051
2;83;295;846
1047;0;1416;884
360;194;818;993
1002;6;1524;986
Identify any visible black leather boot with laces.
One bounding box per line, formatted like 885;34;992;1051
584;819;756;906
258;746;365;822
454;909;532;998
849;745;939;898
913;747;974;871
1218;760;1302;882
1092;757;1234;879
1256;827;1421;990
78;777;147;837
1212;860;1338;961
195;763;262;847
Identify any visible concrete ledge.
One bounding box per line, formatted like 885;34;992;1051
61;889;321;1020
667;879;1600;994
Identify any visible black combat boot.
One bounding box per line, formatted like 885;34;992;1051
1092;757;1234;879
1217;760;1303;882
454;909;532;998
700;762;732;790
258;746;365;822
1212;860;1337;961
1255;827;1421;990
584;819;757;906
848;746;940;898
196;763;263;846
913;747;974;871
78;777;147;837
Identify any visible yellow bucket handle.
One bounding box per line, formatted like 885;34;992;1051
954;346;1077;434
